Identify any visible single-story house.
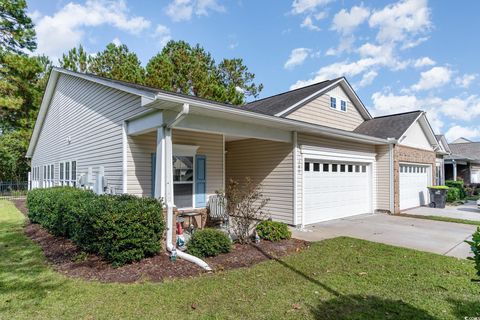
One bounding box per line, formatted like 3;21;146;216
444;138;480;184
27;67;442;227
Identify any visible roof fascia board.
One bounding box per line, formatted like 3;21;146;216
398;112;440;149
276;77;373;120
26;70;59;157
147;93;390;145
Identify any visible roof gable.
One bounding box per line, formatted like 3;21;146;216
243;77;372;120
354;111;422;139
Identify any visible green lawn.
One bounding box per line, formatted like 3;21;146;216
1;200;479;319
399;213;480;226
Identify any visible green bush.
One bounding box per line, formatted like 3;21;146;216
465;227;480;280
187;228;231;258
256;220;291;242
27;187;164;266
446;188;460;203
446;180;466;199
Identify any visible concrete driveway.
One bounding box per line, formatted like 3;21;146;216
291;213;476;259
403;201;480;221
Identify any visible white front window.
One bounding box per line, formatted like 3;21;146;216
173;155;194;208
60;160;77;186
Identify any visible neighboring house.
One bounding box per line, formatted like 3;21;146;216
435;134;451;186
27;68;441;227
444;138;480;184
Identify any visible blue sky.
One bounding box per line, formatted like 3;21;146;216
28;0;480;142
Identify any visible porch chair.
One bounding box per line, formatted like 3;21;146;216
207;194;229;229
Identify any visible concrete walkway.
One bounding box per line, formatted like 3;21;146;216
404;201;480;221
291;213;476;259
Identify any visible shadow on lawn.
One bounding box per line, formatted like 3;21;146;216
251;244;435;320
0;219;66;313
310;295;435;320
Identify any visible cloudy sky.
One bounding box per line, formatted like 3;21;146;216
28;0;480;142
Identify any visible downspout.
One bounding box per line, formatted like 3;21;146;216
164;103;212;271
387;138;396;213
292;131;298;227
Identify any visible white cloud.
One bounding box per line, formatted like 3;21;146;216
34;0;150;58
455;73;477;88
413;57;436;68
358;70;378;87
410;66;452;91
291;0;332;15
284;48;312;69
166;0;225;22
331;5;370;35
154;25;171;47
445;125;480;142
369;0;431;44
112;37;122;46
301;16;320;31
325;35;355;56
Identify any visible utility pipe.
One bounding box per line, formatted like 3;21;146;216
164;104;212;271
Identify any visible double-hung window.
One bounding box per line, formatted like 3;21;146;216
340;100;347;112
173;155;194;208
60;160;77;186
330;97;336;109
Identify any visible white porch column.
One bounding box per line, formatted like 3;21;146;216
453;161;457;181
154;127;166;200
165;127;174;206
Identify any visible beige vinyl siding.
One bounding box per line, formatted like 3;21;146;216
375;144;391;211
286;85;365;131
127;129;224;201
127;131;156;197
295;133;377;225
31;74;147;193
226;139;294;224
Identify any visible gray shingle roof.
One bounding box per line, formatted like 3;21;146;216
447;142;480;161
241;79;340;116
353;110;422;139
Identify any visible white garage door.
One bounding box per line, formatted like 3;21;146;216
303;160;372;224
399;164;430;210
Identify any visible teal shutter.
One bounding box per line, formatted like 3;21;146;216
195;155;206;207
151;153;156;197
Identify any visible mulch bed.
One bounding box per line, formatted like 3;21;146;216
12;199;309;283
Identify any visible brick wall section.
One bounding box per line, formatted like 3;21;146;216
393;145;436;213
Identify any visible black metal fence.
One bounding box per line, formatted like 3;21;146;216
0;181;28;200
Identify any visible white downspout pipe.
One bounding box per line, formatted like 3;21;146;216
164;104;212;271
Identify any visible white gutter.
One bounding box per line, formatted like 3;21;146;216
292;131;298;226
145;93;388;145
163;104;212;271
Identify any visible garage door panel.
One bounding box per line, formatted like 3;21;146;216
399;164;430;210
304;160;371;224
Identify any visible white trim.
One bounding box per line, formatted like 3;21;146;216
292;131;298;226
222;134;226;191
389;144;395;213
398;112;439;151
122;121;128;194
173;144;199;156
300;148;376;162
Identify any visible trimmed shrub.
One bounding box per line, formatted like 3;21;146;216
256;220;291;242
446;188;460;203
465;227;480;280
27;187;164;266
187;228;231;258
446;180;466;199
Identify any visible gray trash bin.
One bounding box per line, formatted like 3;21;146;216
428;187;448;208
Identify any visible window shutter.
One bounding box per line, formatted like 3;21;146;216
195;155;207;208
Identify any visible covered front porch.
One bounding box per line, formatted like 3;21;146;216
124;104;296;227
